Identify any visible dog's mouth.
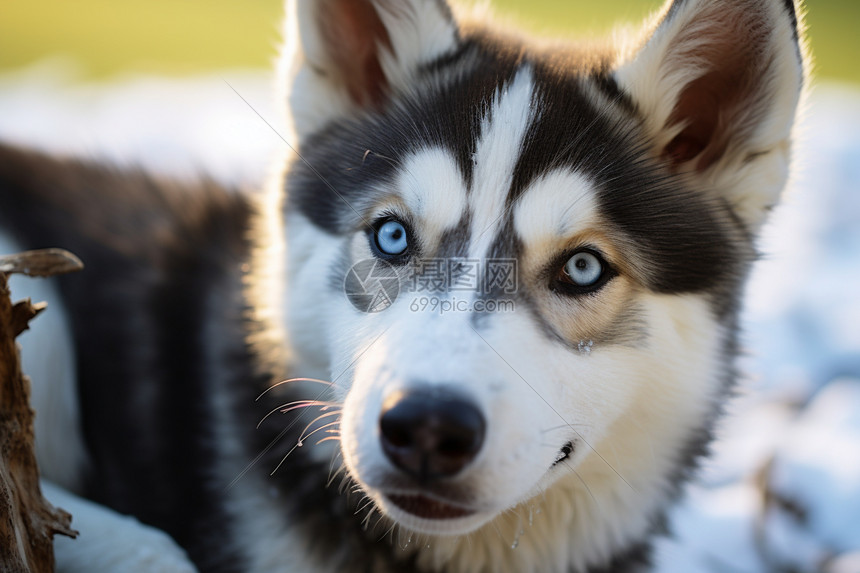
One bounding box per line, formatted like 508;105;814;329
385;493;475;520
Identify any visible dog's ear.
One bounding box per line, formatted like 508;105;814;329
281;0;459;139
614;0;807;231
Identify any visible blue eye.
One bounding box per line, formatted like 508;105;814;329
374;220;409;256
562;251;604;287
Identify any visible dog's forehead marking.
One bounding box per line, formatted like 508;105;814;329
397;147;467;237
513;169;600;246
467;67;537;259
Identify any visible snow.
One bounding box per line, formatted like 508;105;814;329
0;60;285;186
2;61;859;572
654;81;860;572
769;380;860;552
42;480;196;573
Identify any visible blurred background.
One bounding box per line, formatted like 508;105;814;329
1;1;858;572
0;0;858;83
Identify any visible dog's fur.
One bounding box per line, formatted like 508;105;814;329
0;0;807;571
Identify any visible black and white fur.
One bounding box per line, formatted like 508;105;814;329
0;0;807;571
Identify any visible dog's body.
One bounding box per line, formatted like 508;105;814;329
0;0;806;571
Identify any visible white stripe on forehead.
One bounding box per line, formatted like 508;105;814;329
468;67;536;258
513;169;600;246
398;147;467;236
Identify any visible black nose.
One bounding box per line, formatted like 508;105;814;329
379;388;486;482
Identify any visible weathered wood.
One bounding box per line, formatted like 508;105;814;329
1;249;80;572
0;249;84;278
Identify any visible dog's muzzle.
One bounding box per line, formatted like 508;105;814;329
379;387;485;481
377;387;485;519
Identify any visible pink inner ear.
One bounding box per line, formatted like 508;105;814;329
662;15;768;172
664;67;741;171
319;0;393;109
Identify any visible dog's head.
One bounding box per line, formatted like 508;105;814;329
276;0;805;567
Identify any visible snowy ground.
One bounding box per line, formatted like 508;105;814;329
1;61;858;572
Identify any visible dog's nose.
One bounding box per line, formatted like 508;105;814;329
379;388;485;482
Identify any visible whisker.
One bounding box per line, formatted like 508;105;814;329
338;474;351;495
270;441;302;476
257;400;339;429
540;442;564;449
355;497;375;516
561;460;599;509
378;521;397;543
297;410;342;440
280;401;339;412
361;149;398;168
326;453;345;489
540;423;592;435
268;416;339;474
362;506;379;530
299;421;341;445
256;378;335;401
490;519;505;543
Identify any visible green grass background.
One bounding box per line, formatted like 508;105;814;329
0;1;856;83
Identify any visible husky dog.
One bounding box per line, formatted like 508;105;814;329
0;0;807;571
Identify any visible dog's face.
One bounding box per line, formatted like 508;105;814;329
277;0;804;563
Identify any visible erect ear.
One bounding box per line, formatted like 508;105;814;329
614;0;807;231
281;0;460;139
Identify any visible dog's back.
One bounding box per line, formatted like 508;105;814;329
0;144;263;568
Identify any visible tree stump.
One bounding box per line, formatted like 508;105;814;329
1;249;81;572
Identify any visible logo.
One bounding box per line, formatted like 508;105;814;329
343;259;401;313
